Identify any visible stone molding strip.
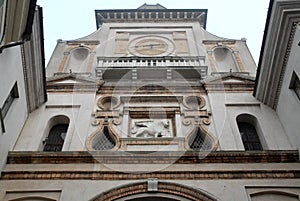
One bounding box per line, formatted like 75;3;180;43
1;169;299;180
6;150;299;164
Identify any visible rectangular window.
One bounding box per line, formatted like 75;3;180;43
289;72;300;100
1;82;19;133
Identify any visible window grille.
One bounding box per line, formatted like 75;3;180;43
92;126;116;150
238;122;262;151
188;127;212;151
43;124;68;152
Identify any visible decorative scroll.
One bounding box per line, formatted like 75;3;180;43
112;116;122;125
91;119;101;126
182;118;192;126
202;118;211;126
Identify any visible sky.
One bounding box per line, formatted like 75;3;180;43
36;0;270;65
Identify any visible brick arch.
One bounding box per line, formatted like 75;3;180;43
91;182;218;201
10;197;56;201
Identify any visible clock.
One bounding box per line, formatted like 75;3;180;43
128;35;175;56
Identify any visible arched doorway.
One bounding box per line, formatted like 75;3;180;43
115;193;191;201
91;182;218;201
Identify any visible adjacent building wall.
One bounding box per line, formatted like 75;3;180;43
276;25;300;149
0;4;46;173
0;46;28;172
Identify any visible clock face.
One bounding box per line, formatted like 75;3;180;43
128;36;175;56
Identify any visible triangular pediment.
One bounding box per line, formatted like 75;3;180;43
222;78;245;83
137;3;167;10
47;74;98;85
55;80;81;84
202;73;255;92
46;74;104;92
204;73;255;84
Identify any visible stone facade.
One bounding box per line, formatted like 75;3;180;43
1;2;300;201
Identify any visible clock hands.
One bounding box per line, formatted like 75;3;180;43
134;43;166;49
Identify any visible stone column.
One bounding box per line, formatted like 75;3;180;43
121;109;129;138
175;110;183;137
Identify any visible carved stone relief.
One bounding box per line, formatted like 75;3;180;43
88;94;218;151
131;119;173;138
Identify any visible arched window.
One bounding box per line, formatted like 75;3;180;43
213;47;238;72
237;114;263;151
65;47;90;73
238;122;262;151
43;115;69;152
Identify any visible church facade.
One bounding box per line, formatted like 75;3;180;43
0;2;300;201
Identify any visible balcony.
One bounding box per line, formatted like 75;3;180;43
96;56;208;80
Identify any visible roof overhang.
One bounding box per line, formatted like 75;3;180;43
254;0;300;109
95;8;207;29
0;0;37;47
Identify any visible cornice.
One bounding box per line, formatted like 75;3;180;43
255;0;300;109
0;0;36;46
95;9;207;29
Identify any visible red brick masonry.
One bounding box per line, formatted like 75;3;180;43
1;150;299;180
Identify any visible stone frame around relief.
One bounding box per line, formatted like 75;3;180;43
128;108;177;138
130;118;174;138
